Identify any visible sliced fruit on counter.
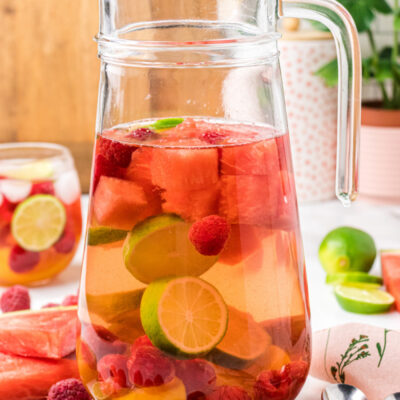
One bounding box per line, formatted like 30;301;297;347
334;284;394;314
86;288;144;321
88;226;128;246
381;250;400;311
0;352;79;400
140;276;228;357
123;214;218;283
0;306;77;358
11;194;66;251
114;377;186;399
93;176;150;231
319;227;376;274
326;272;383;287
208;307;271;369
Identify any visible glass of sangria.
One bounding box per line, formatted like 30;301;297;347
0;143;82;286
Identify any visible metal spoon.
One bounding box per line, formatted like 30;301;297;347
321;384;368;400
384;394;400;400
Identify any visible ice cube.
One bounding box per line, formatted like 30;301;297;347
54;170;81;205
0;180;32;203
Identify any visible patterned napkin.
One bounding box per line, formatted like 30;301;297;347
310;324;400;400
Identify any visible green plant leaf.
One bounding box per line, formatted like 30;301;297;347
370;0;392;14
376;59;393;82
150;118;184;131
309;21;330;32
314;59;338;87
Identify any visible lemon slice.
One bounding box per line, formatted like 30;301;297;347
140;276;228;357
4;160;54;181
11;195;66;251
334;284;395;314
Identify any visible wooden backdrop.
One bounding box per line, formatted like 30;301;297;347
0;0;99;192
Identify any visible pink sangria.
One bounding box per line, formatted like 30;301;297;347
78;118;311;399
0;143;82;285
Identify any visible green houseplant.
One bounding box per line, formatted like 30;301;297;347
315;0;400;110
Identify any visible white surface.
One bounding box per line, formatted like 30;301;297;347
3;196;400;398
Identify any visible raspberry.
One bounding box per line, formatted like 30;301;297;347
131;335;153;355
54;230;76;254
201;130;226;145
254;369;291;400
97;354;130;394
206;386;251;400
47;378;91;400
189;215;231;256
98;136;135;168
8;245;40;273
92;154;123;192
0;197;16;224
127;346;175;387
175;359;216;399
62;294;78;306
282;361;309;395
127;128;155;141
42;302;60;308
0;285;30;312
30;181;55;195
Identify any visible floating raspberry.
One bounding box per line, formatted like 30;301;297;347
30;181;55;195
8;245;40;274
206;386;251;400
127;346;175;387
92;154;123;192
0;285;30;312
61;294;78;306
254;368;291;400
131;335;153;355
54;230;76;254
201;130;226;145
47;378;91;400
282;361;309;395
175;359;216;399
128;128;155;141
0;197;14;224
41;302;60;309
98;136;135;168
189;215;231;256
97;354;130;395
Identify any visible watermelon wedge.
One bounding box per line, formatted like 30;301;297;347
0;352;79;400
0;306;77;359
381;250;400;311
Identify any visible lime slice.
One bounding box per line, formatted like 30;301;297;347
326;272;383;286
140;276;228;357
11;195;66;251
123;214;218;284
334;284;394;314
88;226;128;246
4;160;54;181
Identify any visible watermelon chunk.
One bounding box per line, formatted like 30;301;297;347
124;148;162;215
151;148;219;191
219;225;263;265
220;139;280;176
162;184;220;221
0;352;79;400
0;306;77;359
381;250;400;311
93;176;149;230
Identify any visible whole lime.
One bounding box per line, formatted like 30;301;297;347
319;227;376;274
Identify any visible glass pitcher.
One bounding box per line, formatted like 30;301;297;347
77;0;361;398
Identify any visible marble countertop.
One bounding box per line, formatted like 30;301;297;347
15;196;400;398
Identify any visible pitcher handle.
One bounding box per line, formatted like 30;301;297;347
279;0;361;206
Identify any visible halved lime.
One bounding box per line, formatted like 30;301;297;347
140;276;228;357
326;272;383;286
4;160;54;180
11;195;66;251
334;284;394;314
123;214;218;284
88;226;128;246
